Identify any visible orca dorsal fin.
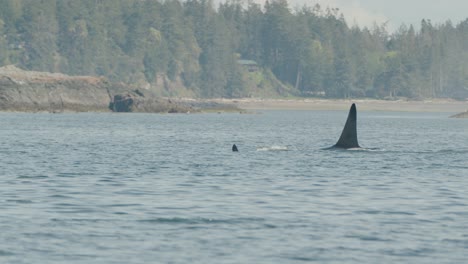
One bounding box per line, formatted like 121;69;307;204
334;103;360;149
232;144;238;152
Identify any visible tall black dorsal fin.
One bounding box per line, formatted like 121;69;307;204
334;103;360;149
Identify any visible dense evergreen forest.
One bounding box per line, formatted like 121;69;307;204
0;0;467;99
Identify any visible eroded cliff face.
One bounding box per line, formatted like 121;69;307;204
0;65;239;113
0;65;121;112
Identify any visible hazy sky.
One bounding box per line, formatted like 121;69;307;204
216;0;468;32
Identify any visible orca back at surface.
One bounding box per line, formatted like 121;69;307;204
232;144;238;152
333;103;360;149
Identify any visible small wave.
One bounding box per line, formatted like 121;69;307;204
6;199;33;204
289;256;317;262
256;145;290;152
321;147;384;152
436;149;468;154
48;194;73;199
57;172;80;177
0;250;15;256
138;217;222;224
343;147;385;152
104;203;141;208
361;147;385;152
442;239;468;247
356;210;416;216
17;175;48;179
384;247;435;257
394;149;468;155
138;217;264;225
51;218;106;223
113;211;128;215
345;234;393;242
356;210;381;215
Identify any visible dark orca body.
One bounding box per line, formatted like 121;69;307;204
232;144;238;152
330;103;360;149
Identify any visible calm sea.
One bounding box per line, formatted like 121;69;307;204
0;110;467;263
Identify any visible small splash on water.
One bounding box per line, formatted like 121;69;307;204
320;147;385;152
347;147;363;151
358;147;385;152
256;145;290;152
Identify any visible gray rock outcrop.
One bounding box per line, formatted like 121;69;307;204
0;65;119;112
0;65;240;113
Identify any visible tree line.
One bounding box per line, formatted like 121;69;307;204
0;0;467;99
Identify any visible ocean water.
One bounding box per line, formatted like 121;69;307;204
0;109;467;263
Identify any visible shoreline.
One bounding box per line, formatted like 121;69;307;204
1;97;467;114
214;98;468;113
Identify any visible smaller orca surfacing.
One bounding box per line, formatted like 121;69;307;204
330;103;360;149
232;144;238;152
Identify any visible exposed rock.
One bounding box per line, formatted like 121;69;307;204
109;91;242;113
0;65;242;113
110;91;195;113
0;65;124;112
111;94;134;112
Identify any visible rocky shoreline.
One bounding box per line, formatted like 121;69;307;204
110;91;241;113
1;66;466;114
0;65;113;112
221;98;468;113
0;66;239;113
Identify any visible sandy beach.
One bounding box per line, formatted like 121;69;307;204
216;98;468;113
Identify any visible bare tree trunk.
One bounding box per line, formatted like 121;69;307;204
295;63;301;90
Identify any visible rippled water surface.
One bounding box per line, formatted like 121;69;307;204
1;110;467;263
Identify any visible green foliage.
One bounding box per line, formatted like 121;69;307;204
0;0;467;99
0;19;7;64
19;0;59;72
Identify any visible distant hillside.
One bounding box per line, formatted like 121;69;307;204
0;0;467;99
